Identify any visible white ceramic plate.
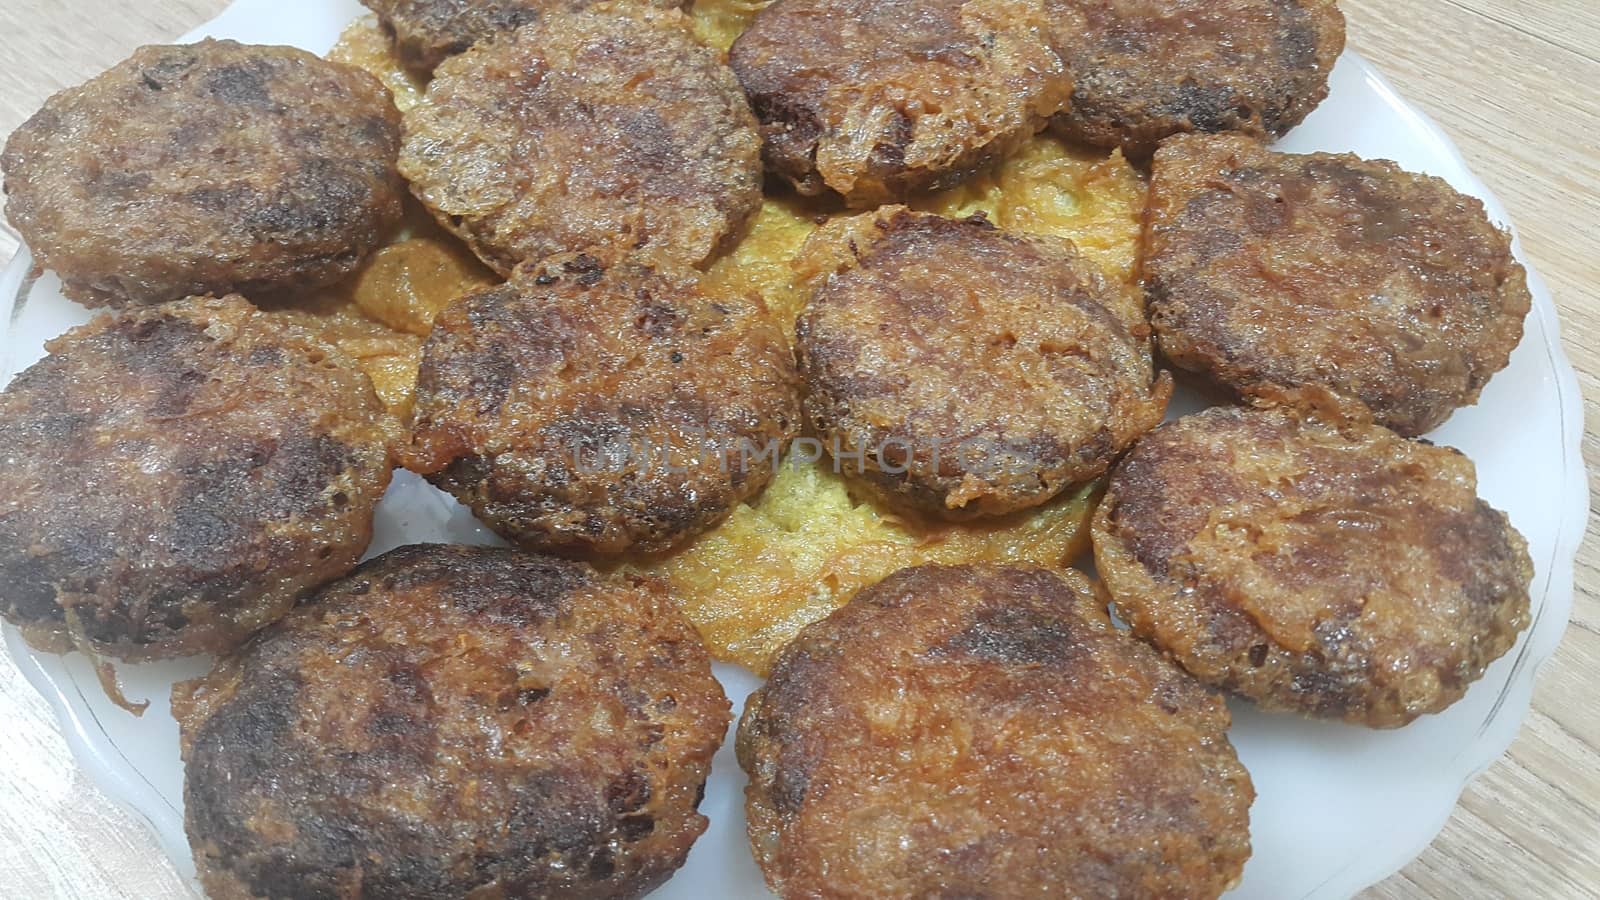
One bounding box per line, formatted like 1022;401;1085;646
0;2;1587;897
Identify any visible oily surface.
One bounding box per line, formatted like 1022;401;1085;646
1093;405;1533;727
0;296;396;661
175;544;730;900
402;252;800;556
361;0;687;71
729;0;1070;207
1047;0;1344;156
797;208;1169;519
738;564;1254;899
1145;133;1532;436
1;39;404;308
642;140;1144;673
400;4;762;276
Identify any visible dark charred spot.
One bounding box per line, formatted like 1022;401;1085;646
483;2;543;31
186;183;258;214
1153;675;1194;715
1276;1;1321;71
184;672;304;858
544;416;637;471
588;847;616;880
246;162;370;240
365;548;586;627
386;662;434;704
609;106;685;178
1249;643;1269;667
168;118;221;149
270;434;358;513
87;169;153;200
747;91;824;184
1162;81;1248;133
867;107;914;173
118;312;208;355
204;61;275;107
518;686;551;705
247;345;286;367
505;769;612;860
563;254;606;286
368;710;416;736
633;302;682;338
170;502;251;564
356;113;395;145
137;51;200;92
619;813;655;841
1289;667;1355;715
933;599;1083;666
26;411;91;442
150;368;209;418
606;770;652;814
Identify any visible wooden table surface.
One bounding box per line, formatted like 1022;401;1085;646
0;1;1596;897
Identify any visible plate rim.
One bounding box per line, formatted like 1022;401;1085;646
0;3;1588;897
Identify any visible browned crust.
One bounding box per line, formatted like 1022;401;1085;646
795;207;1170;519
738;563;1254;899
729;0;1070;207
400;251;800;556
175;543;730;899
1047;0;1345;157
1144;133;1532;436
1092;405;1533;728
360;0;688;71
1;39;404;308
0;296;397;661
399;4;762;276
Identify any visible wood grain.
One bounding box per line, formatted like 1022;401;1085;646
0;1;1595;897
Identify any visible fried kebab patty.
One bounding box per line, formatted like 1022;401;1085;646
1046;0;1344;156
738;563;1254;899
1145;133;1532;437
362;0;688;71
401;251;800;556
0;295;396;661
1093;405;1533;728
1;39;404;308
795;208;1170;520
399;4;762;276
175;543;730;900
729;0;1070;207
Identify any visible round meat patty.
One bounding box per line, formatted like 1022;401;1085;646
362;0;687;71
1144;133;1532;437
0;295;396;661
795;208;1170;520
1;39;404;308
399;4;762;276
738;563;1254;899
1092;405;1533;728
175;543;730;900
1046;0;1344;156
729;0;1070;208
401;251;800;556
